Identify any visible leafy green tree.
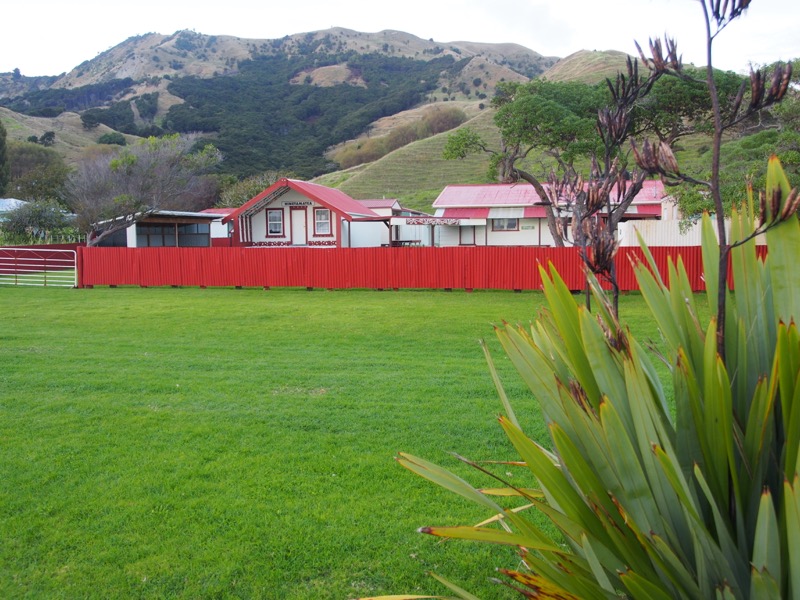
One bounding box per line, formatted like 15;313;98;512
64;134;222;246
0;119;9;196
10;162;70;203
0;199;74;244
134;92;159;120
0;78;135;116
5;140;66;197
674;127;800;222
162;53;463;177
80;113;100;130
39;131;56;147
635;66;744;143
444;80;607;188
97;132;127;146
216;171;291;208
81;102;136;135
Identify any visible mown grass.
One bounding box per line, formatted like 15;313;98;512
1;286;678;599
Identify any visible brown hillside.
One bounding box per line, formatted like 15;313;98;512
45;28;556;91
0;107;137;164
541;49;631;84
52;31;253;89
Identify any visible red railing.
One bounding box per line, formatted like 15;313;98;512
77;246;714;292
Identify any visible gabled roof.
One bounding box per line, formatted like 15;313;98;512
223;178;382;223
358;199;400;210
433;184;544;208
433;180;667;211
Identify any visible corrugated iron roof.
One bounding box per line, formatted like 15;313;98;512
223;179;382;223
201;207;236;216
630;180;666;204
433;184;543;208
433;180;667;209
358;199;400;209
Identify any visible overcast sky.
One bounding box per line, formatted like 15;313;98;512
3;0;797;77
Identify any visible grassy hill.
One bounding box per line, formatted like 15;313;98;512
0;107;136;165
541;49;632;85
314;108;502;211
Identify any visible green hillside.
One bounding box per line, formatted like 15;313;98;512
315;108;502;211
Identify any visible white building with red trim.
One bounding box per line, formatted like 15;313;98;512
358;199;433;246
414;180;667;247
222;178;674;249
223;179;389;248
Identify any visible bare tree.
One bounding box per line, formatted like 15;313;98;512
65;135;222;246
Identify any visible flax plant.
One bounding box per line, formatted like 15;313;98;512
364;157;800;600
363;4;800;599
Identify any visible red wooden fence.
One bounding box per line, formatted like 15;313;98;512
77;246;710;292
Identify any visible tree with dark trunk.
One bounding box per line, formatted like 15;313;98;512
632;1;793;357
444;68;665;313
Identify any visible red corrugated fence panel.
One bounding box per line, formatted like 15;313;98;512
77;245;766;292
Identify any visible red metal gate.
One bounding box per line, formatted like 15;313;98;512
0;247;78;287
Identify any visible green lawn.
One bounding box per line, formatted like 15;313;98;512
0;286;676;599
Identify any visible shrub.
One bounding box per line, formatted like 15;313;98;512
330;106;467;169
374;158;800;599
97;132;127;146
0;198;75;244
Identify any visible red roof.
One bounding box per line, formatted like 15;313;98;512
434;184;543;208
440;208;490;218
201;207;236;216
523;206;550;218
433;181;666;216
223;179;381;223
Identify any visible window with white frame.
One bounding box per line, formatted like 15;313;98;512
492;218;519;231
267;209;283;235
314;208;331;235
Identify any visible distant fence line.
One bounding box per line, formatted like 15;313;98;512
75;246;718;292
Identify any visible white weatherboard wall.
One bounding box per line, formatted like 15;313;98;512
396;223;430;245
251;211;268;242
436;219;557;247
619;218;764;247
246;189;340;246
620;220;709;247
350;221;386;248
210;219;229;240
